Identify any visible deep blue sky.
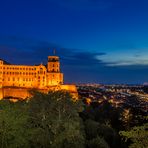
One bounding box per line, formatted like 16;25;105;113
0;0;148;84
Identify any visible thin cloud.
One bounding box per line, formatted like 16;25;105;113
96;48;148;67
0;36;106;67
106;60;148;67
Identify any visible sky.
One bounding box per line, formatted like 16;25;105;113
0;0;148;84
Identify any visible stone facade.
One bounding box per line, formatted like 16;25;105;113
0;56;78;100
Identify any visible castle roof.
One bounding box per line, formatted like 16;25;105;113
0;59;11;65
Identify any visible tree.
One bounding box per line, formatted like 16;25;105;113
0;100;29;148
28;90;85;148
87;136;109;148
120;108;133;130
120;121;148;148
84;119;120;148
81;100;122;130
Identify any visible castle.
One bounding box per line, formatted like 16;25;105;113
0;55;78;100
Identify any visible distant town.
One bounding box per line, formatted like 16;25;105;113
77;84;148;114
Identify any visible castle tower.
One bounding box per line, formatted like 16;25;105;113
47;56;60;72
47;56;63;86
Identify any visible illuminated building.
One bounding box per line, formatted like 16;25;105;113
0;56;78;99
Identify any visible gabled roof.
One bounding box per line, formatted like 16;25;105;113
0;59;11;65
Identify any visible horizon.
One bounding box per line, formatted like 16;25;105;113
1;0;148;84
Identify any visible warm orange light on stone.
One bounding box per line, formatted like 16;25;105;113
86;98;91;105
0;56;78;100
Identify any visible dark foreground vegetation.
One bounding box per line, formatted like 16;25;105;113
0;91;147;148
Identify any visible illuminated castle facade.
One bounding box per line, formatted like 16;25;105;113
0;56;77;100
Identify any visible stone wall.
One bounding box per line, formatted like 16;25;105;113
2;87;31;100
0;85;78;100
